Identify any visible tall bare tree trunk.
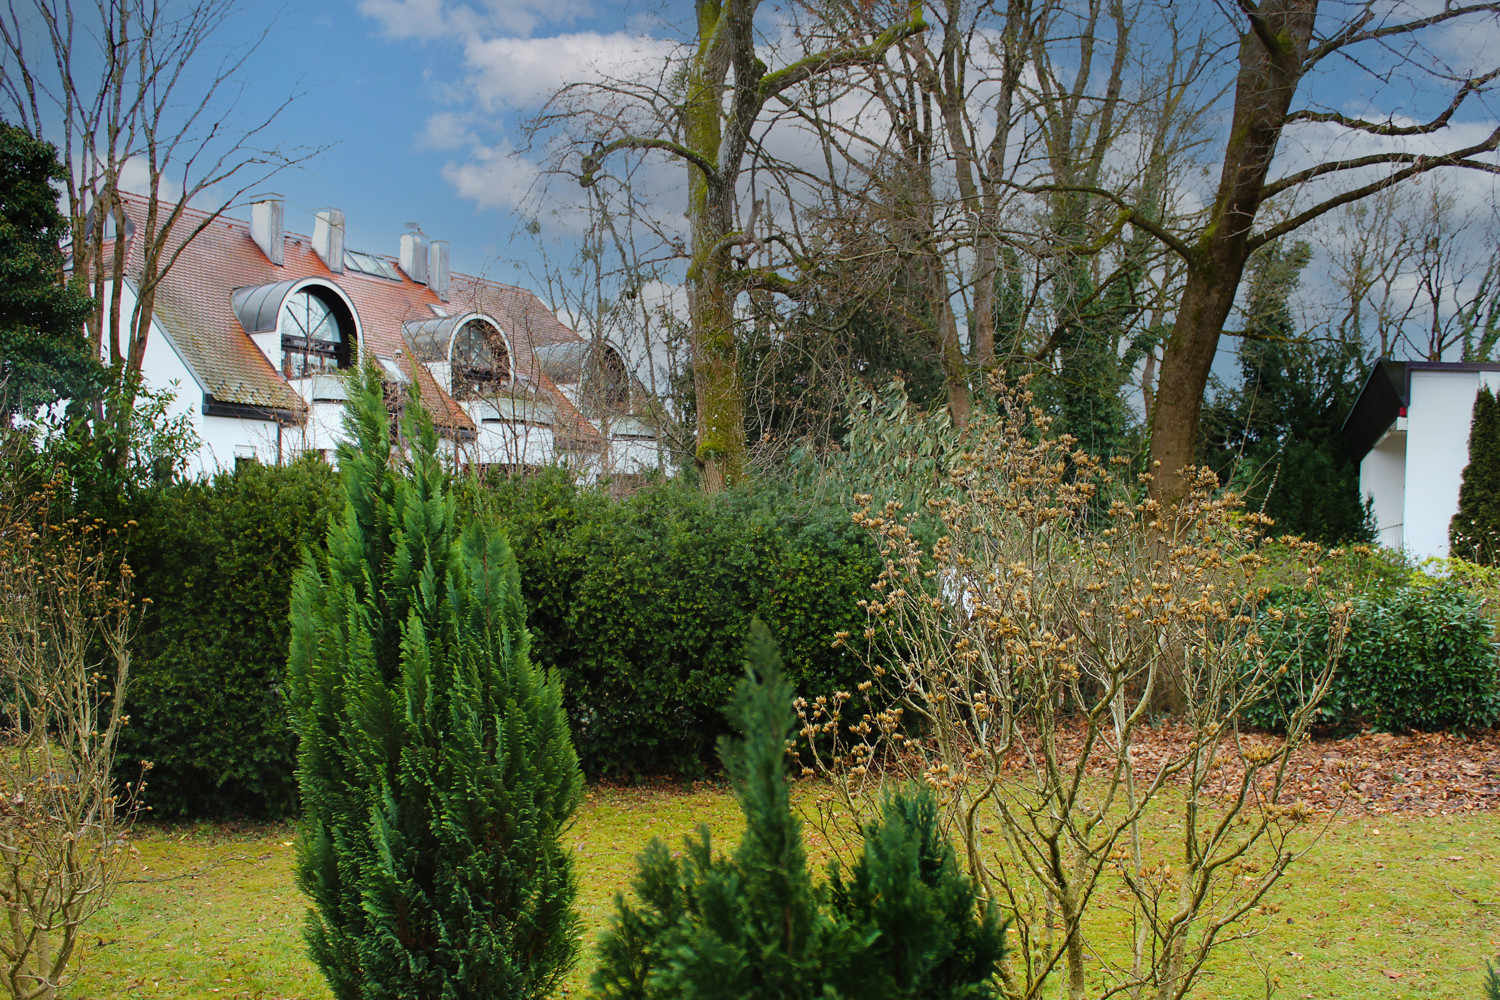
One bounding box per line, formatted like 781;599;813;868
1148;0;1315;501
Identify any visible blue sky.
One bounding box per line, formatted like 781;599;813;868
229;0;694;280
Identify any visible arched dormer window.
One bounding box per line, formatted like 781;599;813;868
281;286;352;378
450;318;511;399
587;343;630;412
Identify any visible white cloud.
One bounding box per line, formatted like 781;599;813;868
418;111;476;151
460;31;679;113
359;0;596;41
358;0;454;41
439;140;540;212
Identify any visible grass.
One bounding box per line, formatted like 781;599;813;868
62;784;1499;1000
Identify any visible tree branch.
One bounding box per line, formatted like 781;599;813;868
579;136;719;187
1022;182;1196;260
1252;124;1500;249
1285;68;1500;138
757;4;927;103
1307;3;1500;66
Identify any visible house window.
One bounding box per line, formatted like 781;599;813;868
586;344;630;413
451;320;510;399
281;287;350;378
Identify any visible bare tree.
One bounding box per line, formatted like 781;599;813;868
559;0;925;491
1135;1;1500;501
0;0;320;473
1326;181;1500;361
0;466;142;1000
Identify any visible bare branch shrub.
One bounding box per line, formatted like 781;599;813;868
0;472;141;1000
804;377;1351;1000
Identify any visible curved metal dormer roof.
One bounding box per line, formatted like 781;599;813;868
231;278;365;345
401;314;465;362
231;279;302;334
401;312;512;364
533;339;627;385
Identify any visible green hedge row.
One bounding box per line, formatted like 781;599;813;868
1244;581;1500;733
114;465;880;817
477;471;881;776
118;458;341;819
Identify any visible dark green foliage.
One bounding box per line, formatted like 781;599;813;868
1484;959;1500;1000
738;296;950;454
1199;242;1373;544
481;471;880;775
828;790;1010;1000
0;120;98;418
1351;583;1500;732
1243;582;1500;733
118;458;340;818
1450;386;1500;564
589;623;1005;1000
290;366;583;1000
1046;263;1137;459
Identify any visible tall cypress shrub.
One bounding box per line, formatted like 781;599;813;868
289;365;582;1000
1451;386;1500;564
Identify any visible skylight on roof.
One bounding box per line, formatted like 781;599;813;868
344;250;402;281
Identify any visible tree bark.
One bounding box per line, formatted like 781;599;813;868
1148;0;1316;500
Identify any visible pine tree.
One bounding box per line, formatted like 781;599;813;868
590;622;1006;1000
1450;386;1500;564
1197;241;1373;544
1483;959;1500;1000
0;120;97;420
289;364;583;1000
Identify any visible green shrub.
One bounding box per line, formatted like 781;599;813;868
1239;592;1361;732
1244;581;1500;733
589;623;1005;1000
118;457;339;818
480;474;881;775
290;367;583;1000
1355;582;1500;731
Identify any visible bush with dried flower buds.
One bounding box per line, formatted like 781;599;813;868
802;377;1352;1000
0;464;143;1000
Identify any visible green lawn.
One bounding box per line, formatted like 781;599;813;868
64;784;1499;999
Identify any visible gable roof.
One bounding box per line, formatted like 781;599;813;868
109;193;601;447
1343;360;1500;461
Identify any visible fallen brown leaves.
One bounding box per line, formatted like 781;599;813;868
1028;721;1500;817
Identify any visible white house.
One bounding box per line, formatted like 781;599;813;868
99;192;664;478
1343;360;1500;560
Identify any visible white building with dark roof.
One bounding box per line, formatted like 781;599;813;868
1343;360;1500;560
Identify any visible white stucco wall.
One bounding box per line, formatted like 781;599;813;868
1361;423;1407;550
1403;369;1482;560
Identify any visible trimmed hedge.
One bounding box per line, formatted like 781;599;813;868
118;459;340;818
111;464;877;815
480;472;882;775
1244;581;1500;733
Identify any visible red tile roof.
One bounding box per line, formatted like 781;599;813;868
113;193;602;448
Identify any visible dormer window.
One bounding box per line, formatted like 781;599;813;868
451;319;511;399
281;287;351;378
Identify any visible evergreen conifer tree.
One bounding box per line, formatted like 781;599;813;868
1483;959;1500;1000
0;120;97;420
590;622;1006;1000
289;364;582;1000
1450;385;1500;564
